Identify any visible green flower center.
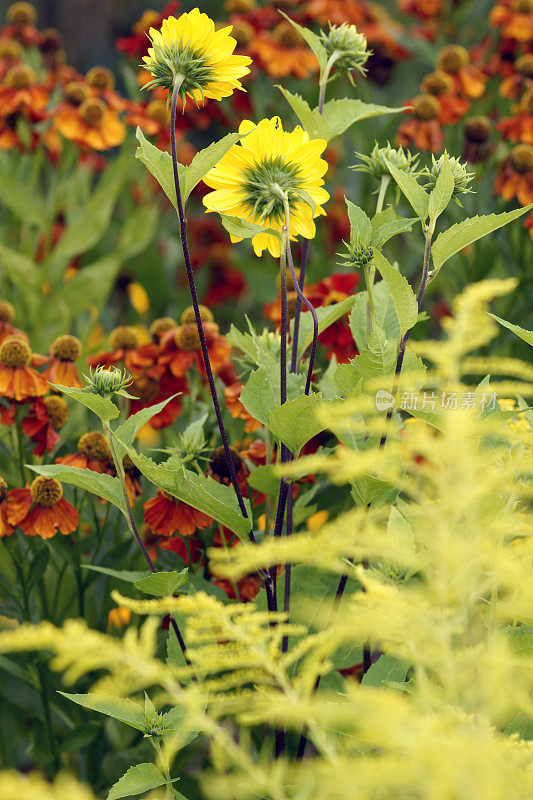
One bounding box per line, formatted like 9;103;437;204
241;156;301;224
144;40;215;103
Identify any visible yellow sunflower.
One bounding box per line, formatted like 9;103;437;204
142;8;252;104
203;117;329;258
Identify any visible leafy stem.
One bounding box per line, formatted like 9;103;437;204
375;175;391;215
318;51;340;113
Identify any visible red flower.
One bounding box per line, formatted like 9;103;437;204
0;337;48;401
55;431;113;474
128;373;187;431
21;396;68;456
41;334;83;388
143;490;212;538
0;478;14;538
87;326;159;376
158;322;231;380
7;477;78;540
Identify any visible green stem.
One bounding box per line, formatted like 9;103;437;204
318;51;340;113
375;175;391;215
364;263;376;340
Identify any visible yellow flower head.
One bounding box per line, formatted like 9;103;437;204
142;8;252;104
203;117;329;258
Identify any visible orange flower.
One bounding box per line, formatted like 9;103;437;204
158;320;231;380
490;0;533;43
305;0;368;25
21;396;68;456
87;326;159;376
0;478;14;538
0;300;25;344
85;66;125;112
420;70;469;124
0;64;48;118
55;431;113;474
0;336;48;401
42;334;83;388
397;94;444;152
500;54;533;98
127;373;187;431
437;46;487;99
494;144;533;206
497;92;533;144
249;23;319;79
7;477;79;539
143;490;212;537
224;382;262;433
54;96;125;151
398;0;442;21
108;606;132;628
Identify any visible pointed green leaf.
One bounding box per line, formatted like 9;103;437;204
240;366;277;428
60;692;145;731
115;446;252;540
320;98;404;141
81;565;149;583
386;160;429;219
294;296;356;361
371;249;419;338
371;213;419;250
107;763;169;800
427;153;454;223
431;204;533;276
346;198;372;246
54;256;121;317
29;464;125;512
350;280;400;351
361;654;409;688
279;11;328;72
268;393;326;455
489;314;533;347
185;131;245;200
276;87;326;139
52;385;119;423
135;127;182;212
134;569;189;598
112;395;180;461
219;214;281;241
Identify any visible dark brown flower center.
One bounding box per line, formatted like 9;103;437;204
150;317;177;341
30;476;62;507
272;22;302;48
5;64;35;89
79;98;106;128
438;45;469;74
109;326;140;351
64;81;90;107
421;70;454;96
77;431;111;461
86;66;115;91
0;301;15;325
412;94;440;121
175;324;201;351
44;396;68;429
180;305;213;325
7;2;37;26
0;336;30;368
51;334;82;362
464;116;491;143
510;144;533;174
209;446;242;479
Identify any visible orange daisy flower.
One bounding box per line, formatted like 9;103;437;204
490;0;533;43
55;431;113;474
0;477;14;538
158;313;231;380
85;66;126;112
421;70;469;124
2;2;40;48
0;301;25;344
6;476;79;540
398;0;442;21
41;334;83;388
143;490;212;538
21;395;68;456
87;326;159;377
305;0;368;25
497;91;533;144
0;39;22;82
494;144;533;206
500;53;533;98
54;95;125;151
0;336;48;401
463;115;493;163
0;64;49;118
224;382;262;433
397;94;444;152
249;22;320;79
437;45;487;99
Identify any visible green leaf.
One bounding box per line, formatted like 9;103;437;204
0;158;47;228
246;464;280;498
320;98;404;141
489;314;533;347
107;763;169;800
184;131;245;201
346;198;372;246
227;324;259;362
361;654;409;688
240;367;277;428
350;280;400;351
371;249;419;338
26;548;50;591
0;243;42;294
371;212;418;250
59;722;100;753
29;464;125;512
81;565;149;583
268;393;326;455
59;692;145;731
279;11;327;72
427;153;454;223
116;447;252;540
276;87;325;138
386;160;429;219
54;385;119;424
136;127;183;212
53;256;121;317
295;296;356;361
220;214;281;241
431;204;533;276
117;205;159;260
134;570;189;598
112;396;180;461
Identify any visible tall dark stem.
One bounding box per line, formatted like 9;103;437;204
290;238;309;373
287;241;318;395
169;81;275;607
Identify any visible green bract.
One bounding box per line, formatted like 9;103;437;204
424;152;475;202
83;365;132;399
242;156;301;223
320;23;370;76
353;142;420;181
142;40;214;103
